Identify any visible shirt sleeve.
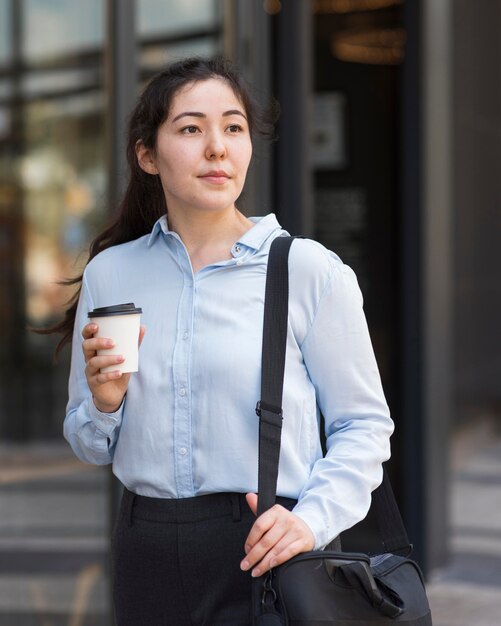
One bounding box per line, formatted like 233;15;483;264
63;273;124;465
292;261;394;549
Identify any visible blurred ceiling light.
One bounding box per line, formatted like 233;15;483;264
264;0;282;15
332;27;406;64
314;0;402;13
65;181;94;217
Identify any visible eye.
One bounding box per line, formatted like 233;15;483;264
180;125;200;134
227;124;243;133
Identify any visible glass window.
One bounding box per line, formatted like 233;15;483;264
141;38;220;73
22;92;106;327
0;1;111;622
139;0;218;37
22;0;104;61
0;80;13;101
0;90;111;621
138;0;222;74
0;0;225;621
21;68;101;98
0;0;11;66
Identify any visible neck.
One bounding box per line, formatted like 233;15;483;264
166;206;253;253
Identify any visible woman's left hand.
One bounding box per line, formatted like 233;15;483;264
241;493;315;577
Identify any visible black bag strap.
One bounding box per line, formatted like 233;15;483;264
255;235;293;517
256;235;412;554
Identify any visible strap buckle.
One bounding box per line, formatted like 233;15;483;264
261;570;277;607
255;401;283;419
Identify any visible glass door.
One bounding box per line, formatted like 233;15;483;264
0;0;225;622
0;1;112;623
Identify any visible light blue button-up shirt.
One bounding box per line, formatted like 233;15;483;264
65;213;393;548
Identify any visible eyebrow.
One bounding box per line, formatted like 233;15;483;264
171;109;247;123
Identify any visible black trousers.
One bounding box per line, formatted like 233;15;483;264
111;488;296;626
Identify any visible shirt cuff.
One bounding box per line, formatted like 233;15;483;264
88;396;124;437
292;505;331;550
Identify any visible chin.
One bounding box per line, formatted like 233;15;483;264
194;197;241;213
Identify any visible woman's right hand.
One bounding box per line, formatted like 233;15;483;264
82;323;146;413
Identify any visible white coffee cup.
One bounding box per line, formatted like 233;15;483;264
88;303;142;374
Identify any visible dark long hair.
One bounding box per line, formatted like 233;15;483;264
43;56;278;357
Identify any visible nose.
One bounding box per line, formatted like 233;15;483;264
205;130;227;160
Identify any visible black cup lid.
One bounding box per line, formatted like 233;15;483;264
88;303;142;318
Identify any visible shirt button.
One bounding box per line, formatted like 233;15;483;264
236;260;243;266
179;447;187;456
182;331;189;340
179;388;186;396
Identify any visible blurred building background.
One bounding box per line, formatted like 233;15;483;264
0;0;500;623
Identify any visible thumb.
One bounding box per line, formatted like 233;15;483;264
245;492;259;516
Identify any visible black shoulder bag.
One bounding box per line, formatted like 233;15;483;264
252;236;432;626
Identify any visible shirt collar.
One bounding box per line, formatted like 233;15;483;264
147;215;170;247
236;213;282;251
147;213;282;251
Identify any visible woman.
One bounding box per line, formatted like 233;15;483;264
58;57;393;625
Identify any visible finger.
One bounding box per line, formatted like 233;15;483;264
241;522;287;573
242;509;316;576
243;507;277;555
82;337;115;361
245;492;258;516
86;354;125;373
82;323;98;339
92;369;125;385
252;536;307;577
242;507;289;564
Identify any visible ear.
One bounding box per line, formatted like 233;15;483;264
136;139;159;175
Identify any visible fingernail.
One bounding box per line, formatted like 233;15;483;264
105;339;114;347
251;568;261;578
116;355;124;362
240;560;250;571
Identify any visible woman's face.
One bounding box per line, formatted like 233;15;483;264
137;78;253;217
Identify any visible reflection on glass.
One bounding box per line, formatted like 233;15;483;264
22;0;103;61
22;93;106;326
139;0;217;36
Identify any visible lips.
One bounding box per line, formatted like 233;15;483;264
199;170;231;184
